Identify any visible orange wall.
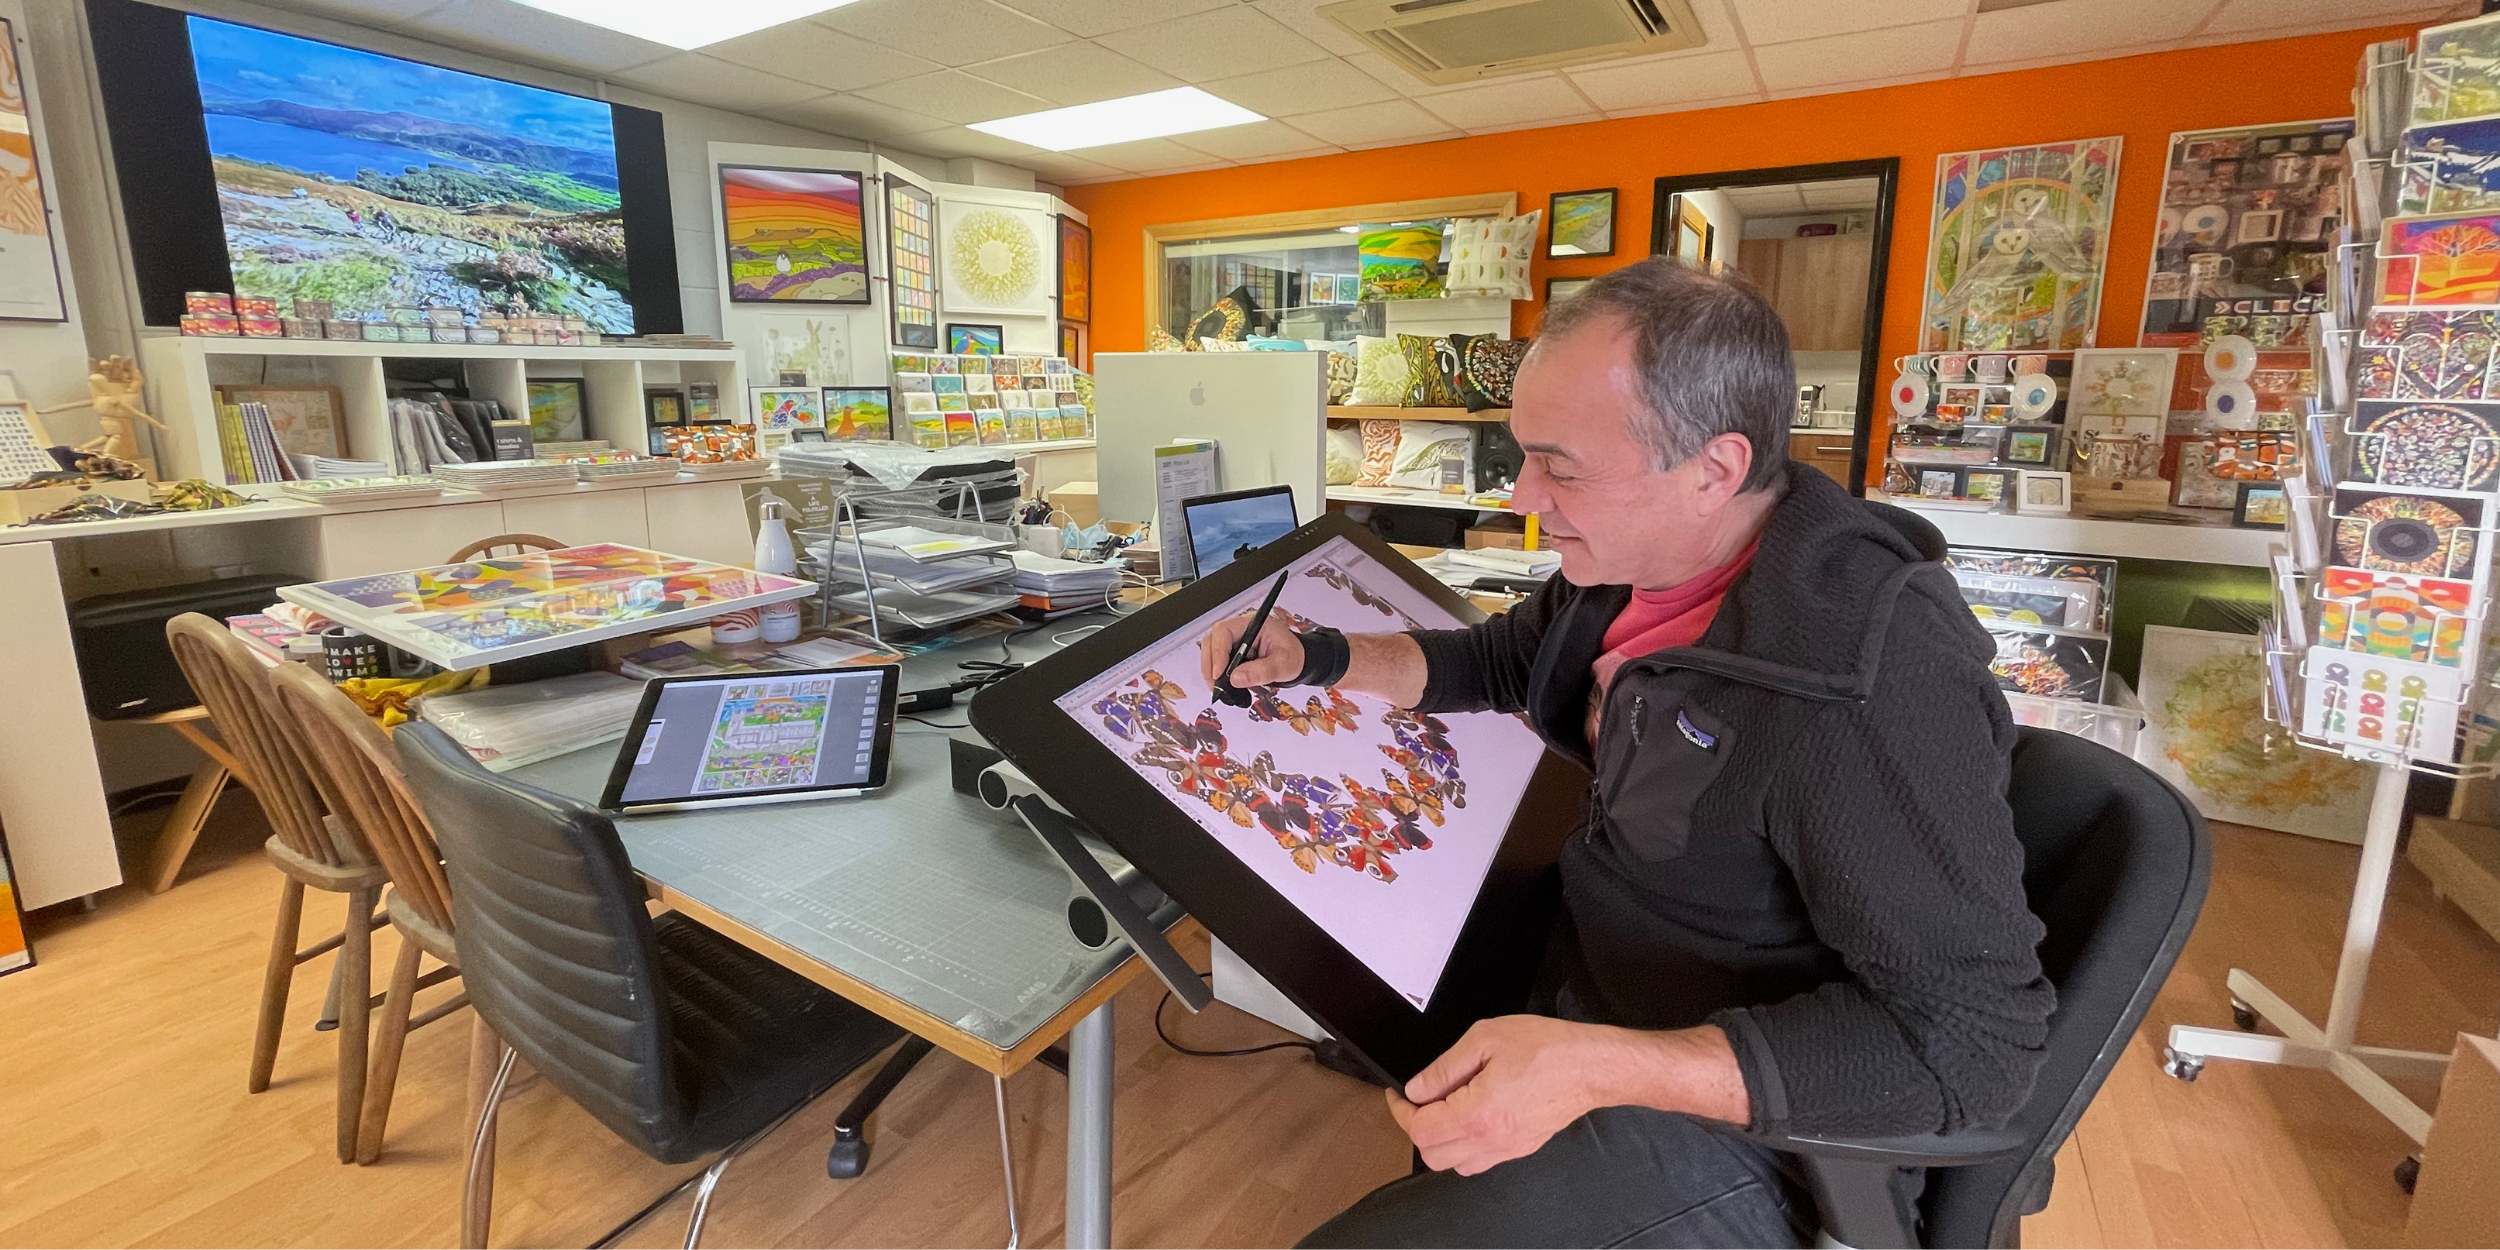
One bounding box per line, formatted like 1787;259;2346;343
1067;23;2407;378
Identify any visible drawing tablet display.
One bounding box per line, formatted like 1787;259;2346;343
971;515;1584;1082
602;666;898;812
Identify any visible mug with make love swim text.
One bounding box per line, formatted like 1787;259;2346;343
1937;353;1973;382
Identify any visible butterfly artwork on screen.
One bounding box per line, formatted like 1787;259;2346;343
2376;212;2500;306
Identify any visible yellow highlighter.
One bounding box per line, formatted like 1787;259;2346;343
1523;512;1539;551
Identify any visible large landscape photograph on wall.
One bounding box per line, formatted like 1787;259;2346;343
186;16;635;332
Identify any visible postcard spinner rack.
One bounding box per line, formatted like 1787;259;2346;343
2160;26;2500;1183
790;468;1024;647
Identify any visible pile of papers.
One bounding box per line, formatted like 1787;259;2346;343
618;633;892;680
288;454;392;479
432;460;578;490
1009;550;1125;597
568;454;680;482
1447;546;1561;577
676;459;770;480
414;671;643;772
811;543;1014;595
279;475;444;504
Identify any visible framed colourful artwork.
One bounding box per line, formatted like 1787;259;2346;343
1921;136;2123;352
717;165;868;305
2375;211;2500;306
1060;322;1084;369
948;322;1004;355
823;386;892;442
1057;213;1091;324
1548;188;1615;258
884;170;940;349
2138;119;2351;348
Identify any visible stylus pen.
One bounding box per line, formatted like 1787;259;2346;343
1216;570;1293;702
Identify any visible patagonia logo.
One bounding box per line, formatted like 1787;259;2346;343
1676;710;1716;750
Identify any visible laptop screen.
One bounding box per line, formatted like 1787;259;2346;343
1183;487;1299;578
606;668;895;809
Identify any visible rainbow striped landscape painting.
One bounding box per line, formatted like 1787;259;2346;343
720;165;868;304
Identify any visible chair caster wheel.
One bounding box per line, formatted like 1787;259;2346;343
2230;999;2259;1032
827;1130;870;1179
2396;1154;2420;1194
2161;1047;2205;1082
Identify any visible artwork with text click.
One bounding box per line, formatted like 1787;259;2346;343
1056;538;1543;1007
696;677;832;793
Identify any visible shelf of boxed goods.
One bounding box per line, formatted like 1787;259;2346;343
137;333;745;489
1910;506;2276;568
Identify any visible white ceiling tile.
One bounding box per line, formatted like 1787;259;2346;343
1340;128;1462;152
1168;119;1337;160
855;69;1052;124
1752;20;1961;91
1410;75;1593;131
1724;185;1805;211
1204;58;1400;116
1965;0;2215;63
1249;0;1374;55
1602;91;1762;119
1096;6;1332;81
964;43;1179;105
1019;151;1128;182
1763;70;1939;100
779;92;951;141
1732;0;1969;46
1565;49;1757;109
412;0;678;74
818;0;1074;67
614;54;830;113
254;0;451;24
2202;0;2465;32
703;23;943;92
1961;44;2172;74
1343;50;1436;95
1799;179;1881;208
1282;97;1459;146
995;0;1231;38
895;125;1052;162
1074;136;1222;172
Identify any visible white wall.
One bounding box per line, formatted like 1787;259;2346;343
0;0;96;437
1679;190;1743;268
1742;210;1874;239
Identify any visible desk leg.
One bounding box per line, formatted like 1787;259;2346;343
145;759;232;893
1065;1001;1114;1250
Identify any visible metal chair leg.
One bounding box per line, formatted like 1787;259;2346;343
994;1075;1021;1250
462;1044;517;1250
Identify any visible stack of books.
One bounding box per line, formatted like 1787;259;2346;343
288;454;391;479
279;476;445;504
216;401;297;484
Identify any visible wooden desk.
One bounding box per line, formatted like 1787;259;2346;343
508;625;1170;1248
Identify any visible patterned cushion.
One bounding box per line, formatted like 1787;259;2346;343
1186;285;1257;343
1356;419;1400;486
1325;421;1363;485
1325;351;1357;404
1147;327;1188;352
1457;336;1531;410
1445;212;1540;301
1386;420;1473;488
1402;334;1465;408
1347;335;1410;406
1198;337;1250;352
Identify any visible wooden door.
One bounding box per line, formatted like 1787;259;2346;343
1774;235;1873;351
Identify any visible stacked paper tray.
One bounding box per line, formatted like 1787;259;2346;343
675;459;770;480
433;460;578;490
571;456;682;482
822;582;1022;631
279;476;446;504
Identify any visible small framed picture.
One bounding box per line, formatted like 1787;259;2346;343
1962;466;2017;505
644;386;688;426
1546;276;1593;306
776;370;809;387
2000;426;2059;467
948;322;1004;355
2018;469;2073;514
2236;209;2283;244
1060;322;1085;369
2234;480;2289;528
791;427;830;444
1548;187;1617;258
1918;468;1958;498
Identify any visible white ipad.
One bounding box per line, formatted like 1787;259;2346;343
601;666;899;813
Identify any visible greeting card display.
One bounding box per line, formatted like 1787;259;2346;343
2397;115;2500;215
2349;398;2500;491
2299;645;2466;762
2355;307;2500;399
2317;566;2478;668
2414;13;2500;127
2330;485;2485;578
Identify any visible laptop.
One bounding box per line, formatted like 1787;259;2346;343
1180;485;1299;580
600;666;900;813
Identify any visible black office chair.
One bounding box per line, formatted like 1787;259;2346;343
394;723;906;1249
1757;727;2212;1249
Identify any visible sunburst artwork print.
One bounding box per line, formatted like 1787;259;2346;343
944;205;1045;314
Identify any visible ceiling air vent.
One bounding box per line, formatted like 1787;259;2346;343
1319;0;1705;85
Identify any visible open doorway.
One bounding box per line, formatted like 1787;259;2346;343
1650;159;1898;495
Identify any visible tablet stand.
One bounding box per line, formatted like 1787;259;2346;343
983;764;1210;1011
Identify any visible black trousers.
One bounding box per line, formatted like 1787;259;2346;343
1299;1106;1811;1249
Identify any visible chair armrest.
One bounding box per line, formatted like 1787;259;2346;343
1737;1130;2028;1249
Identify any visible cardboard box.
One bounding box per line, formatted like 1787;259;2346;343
1053;480;1100;529
2074;476;2175;511
0;478;155;525
2406;1033;2500;1248
1465;525;1529;551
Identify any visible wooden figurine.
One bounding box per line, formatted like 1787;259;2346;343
77;355;167;462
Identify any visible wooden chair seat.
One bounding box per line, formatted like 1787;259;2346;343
265;833;390;893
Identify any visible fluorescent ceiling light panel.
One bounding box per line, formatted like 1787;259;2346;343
505;0;860;50
969;87;1264;152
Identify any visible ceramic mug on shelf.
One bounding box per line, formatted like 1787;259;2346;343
1937;353;1973;382
1893;353;1934;376
2013;353;2049;375
1975;354;2010;383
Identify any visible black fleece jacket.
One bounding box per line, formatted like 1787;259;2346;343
1406;463;2055;1138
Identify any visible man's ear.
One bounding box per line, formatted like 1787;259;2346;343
1692;432;1756;507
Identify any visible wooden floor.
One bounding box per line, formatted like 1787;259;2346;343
3;795;2494;1248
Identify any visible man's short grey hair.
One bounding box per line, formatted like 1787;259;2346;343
1535;257;1796;493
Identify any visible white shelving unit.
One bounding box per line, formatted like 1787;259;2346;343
1326;484;1510;513
1905;505;2275;568
137;333;745;487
